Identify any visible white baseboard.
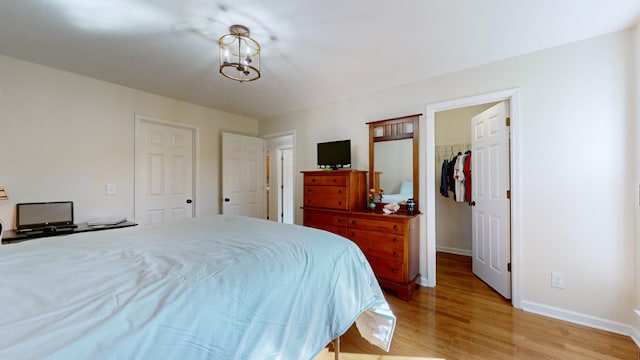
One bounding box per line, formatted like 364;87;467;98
632;310;640;347
419;276;431;288
436;246;471;257
522;300;635;340
632;325;640;348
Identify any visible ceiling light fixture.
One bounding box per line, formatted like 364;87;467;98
219;24;261;83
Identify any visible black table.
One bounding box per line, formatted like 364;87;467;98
1;221;138;244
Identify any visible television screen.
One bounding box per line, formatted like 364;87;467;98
16;201;75;231
317;140;351;170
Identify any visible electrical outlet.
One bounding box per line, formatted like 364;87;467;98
551;272;565;289
106;183;117;195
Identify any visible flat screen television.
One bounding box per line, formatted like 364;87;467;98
16;201;76;232
317;139;351;170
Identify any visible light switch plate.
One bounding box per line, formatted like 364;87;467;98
551;272;565;289
106;183;117;195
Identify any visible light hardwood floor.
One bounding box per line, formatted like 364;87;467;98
334;252;638;360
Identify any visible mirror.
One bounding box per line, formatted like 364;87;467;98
368;114;421;213
374;140;413;202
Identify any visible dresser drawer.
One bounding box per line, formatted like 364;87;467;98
350;235;405;261
347;228;404;250
348;217;405;234
304;211;347;228
304;175;347;186
305;222;348;237
366;257;405;283
304;186;348;210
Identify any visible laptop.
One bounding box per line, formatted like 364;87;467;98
16;201;77;233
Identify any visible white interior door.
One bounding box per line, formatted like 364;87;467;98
222;132;266;218
281;148;294;224
471;102;511;299
135;117;195;225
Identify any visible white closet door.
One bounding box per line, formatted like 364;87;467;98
471;102;511;299
135;118;195;225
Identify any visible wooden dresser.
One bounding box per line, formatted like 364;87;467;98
302;170;420;301
302;170;367;213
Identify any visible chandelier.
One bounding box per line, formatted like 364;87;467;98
219;24;261;83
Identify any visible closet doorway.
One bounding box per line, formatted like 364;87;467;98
264;132;295;224
424;89;521;308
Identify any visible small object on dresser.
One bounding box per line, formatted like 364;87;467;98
382;202;400;214
88;217;127;226
406;198;415;214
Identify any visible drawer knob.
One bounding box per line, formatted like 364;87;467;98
393;225;398;231
351;220;356;225
392;238;398;243
393;251;398;257
392;268;397;273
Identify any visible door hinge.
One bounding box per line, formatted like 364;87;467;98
506;190;511;199
506;117;511;126
507;263;511;272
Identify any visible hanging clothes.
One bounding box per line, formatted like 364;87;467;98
454;152;466;202
463;152;472;203
440;159;449;197
447;154;458;200
438;145;472;204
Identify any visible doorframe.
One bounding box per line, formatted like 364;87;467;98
278;147;294;224
262;130;296;223
134;114;200;222
422;88;521;309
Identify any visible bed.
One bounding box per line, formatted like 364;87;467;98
0;215;395;360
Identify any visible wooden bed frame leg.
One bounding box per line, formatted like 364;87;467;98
333;336;340;360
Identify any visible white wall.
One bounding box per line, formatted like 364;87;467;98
261;29;636;331
0;55;259;227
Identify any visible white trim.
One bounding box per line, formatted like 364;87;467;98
423;88;522;309
522;300;635;339
436;246;472;257
134;114;200;222
633;309;640;347
632;325;640;348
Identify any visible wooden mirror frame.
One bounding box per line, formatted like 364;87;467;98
367;113;421;213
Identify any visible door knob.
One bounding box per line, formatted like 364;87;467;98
224;198;230;202
186;199;192;204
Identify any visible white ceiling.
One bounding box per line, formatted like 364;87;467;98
0;1;638;120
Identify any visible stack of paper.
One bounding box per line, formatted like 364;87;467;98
87;217;127;226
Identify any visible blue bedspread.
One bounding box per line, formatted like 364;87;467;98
0;215;395;359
